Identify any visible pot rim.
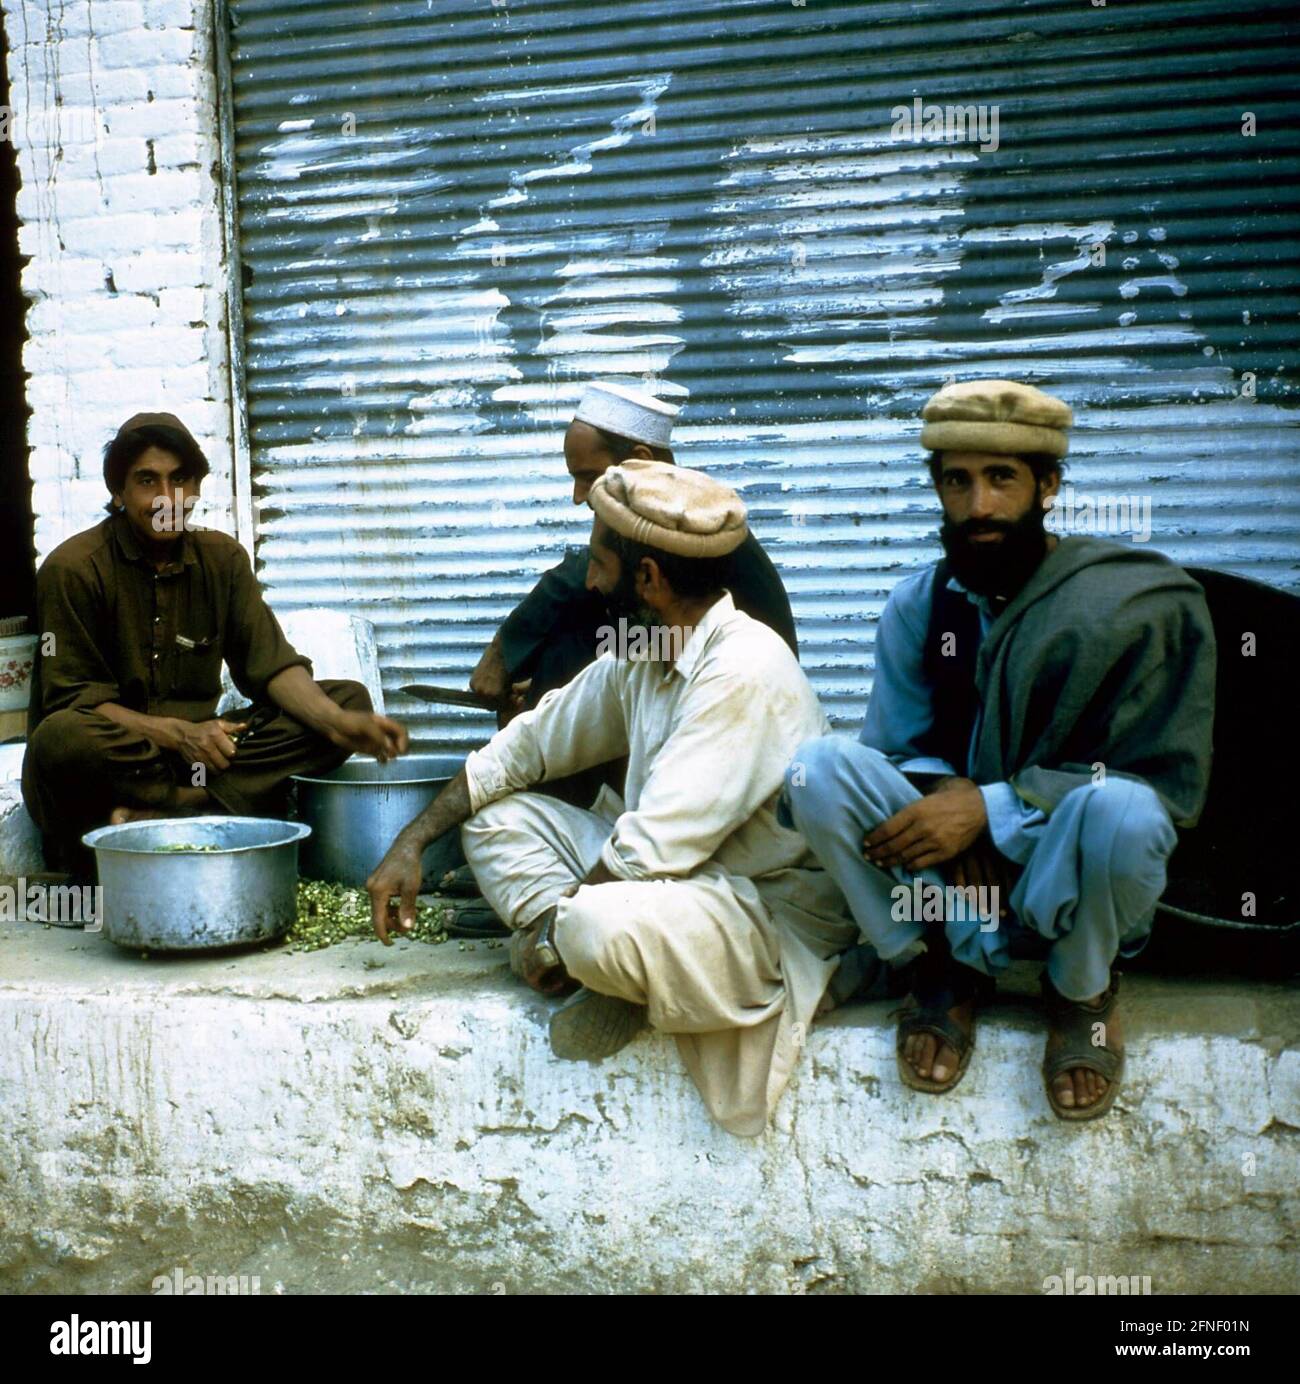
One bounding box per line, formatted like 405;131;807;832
81;815;312;855
292;754;465;788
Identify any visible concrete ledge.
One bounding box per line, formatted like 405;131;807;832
1;922;1297;1294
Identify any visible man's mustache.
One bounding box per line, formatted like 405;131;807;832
953;519;1014;539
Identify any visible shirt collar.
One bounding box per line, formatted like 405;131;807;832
944;572;997;621
111;510;198;569
670;590;736;682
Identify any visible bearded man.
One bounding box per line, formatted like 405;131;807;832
783;381;1215;1119
367;461;856;1136
469;380;797;716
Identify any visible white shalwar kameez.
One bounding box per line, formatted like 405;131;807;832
461;593;857;1135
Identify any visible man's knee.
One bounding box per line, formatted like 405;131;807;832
784;735;896;834
1074;779;1176;885
460;791;550;864
25;707;108;777
556;890;643;986
323;679;372;714
460;796;512;863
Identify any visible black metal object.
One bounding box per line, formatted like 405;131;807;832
1140;567;1299;976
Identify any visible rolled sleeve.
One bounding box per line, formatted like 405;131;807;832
465;658;629;814
979;780;1047;865
897;755;960;778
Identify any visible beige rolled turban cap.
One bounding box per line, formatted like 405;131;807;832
590;459;748;558
920;379;1073;460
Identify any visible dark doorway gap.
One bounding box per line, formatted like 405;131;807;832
0;13;35;624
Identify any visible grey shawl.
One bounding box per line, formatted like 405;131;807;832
970;537;1216;827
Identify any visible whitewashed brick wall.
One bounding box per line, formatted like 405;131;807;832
2;0;234;563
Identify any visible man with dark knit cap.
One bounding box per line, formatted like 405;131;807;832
367;460;856;1137
22;411;408;879
783;380;1216;1121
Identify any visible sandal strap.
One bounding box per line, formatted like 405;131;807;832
896;1007;971;1060
1044;1041;1123;1083
1041;971;1124;1082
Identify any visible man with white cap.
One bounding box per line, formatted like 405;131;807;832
469;380;797;731
783;380;1215;1120
368;460;856;1136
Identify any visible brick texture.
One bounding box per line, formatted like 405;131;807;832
1;0;235;561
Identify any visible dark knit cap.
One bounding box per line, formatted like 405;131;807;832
103;412;210;496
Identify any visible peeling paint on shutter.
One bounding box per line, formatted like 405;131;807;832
224;0;1300;751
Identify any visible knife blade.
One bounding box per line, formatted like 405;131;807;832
398;683;506;710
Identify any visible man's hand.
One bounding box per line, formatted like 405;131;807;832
161;717;249;772
470;634;510;702
365;768;474;944
366;836;424;945
864;777;987;872
327;710;409;764
947;839;1012;918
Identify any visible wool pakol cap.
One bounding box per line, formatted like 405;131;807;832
920;379;1073;460
574;381;680;448
590;459;748;558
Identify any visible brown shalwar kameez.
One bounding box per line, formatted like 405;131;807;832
22;511;369;874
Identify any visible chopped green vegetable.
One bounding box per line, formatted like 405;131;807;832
288;879;454;952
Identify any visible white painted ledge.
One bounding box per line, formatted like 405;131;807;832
1;923;1296;1294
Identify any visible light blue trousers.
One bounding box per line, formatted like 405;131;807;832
783;738;1177;1001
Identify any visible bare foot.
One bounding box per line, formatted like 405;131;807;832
902;997;976;1085
109;806;169;825
1050;992;1121;1111
109;786;211;825
110;780;211;819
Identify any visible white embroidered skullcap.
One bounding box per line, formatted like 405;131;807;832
573;381;680;448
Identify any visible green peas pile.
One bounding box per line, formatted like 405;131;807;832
288;879;454;952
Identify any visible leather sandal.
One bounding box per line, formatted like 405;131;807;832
1041;972;1124;1121
446;898;510;939
549;987;647;1061
895;954;994;1095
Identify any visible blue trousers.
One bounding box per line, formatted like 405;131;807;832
783;738;1177;1001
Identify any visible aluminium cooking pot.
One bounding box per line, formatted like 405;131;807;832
292;754;468;890
81;815;310;951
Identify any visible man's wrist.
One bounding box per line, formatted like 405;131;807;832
395;824;430;855
140;712;176;749
306;700;351;742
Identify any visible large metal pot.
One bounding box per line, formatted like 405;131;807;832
292;754;466;890
81;816;310;952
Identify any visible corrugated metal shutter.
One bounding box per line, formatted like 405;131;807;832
223;0;1300;751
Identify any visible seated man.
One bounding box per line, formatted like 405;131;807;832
367;461;856;1136
783;380;1215;1120
23;411;408;879
470;379;798;717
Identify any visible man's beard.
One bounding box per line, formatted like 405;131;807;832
940;497;1050;598
602;567;659;656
